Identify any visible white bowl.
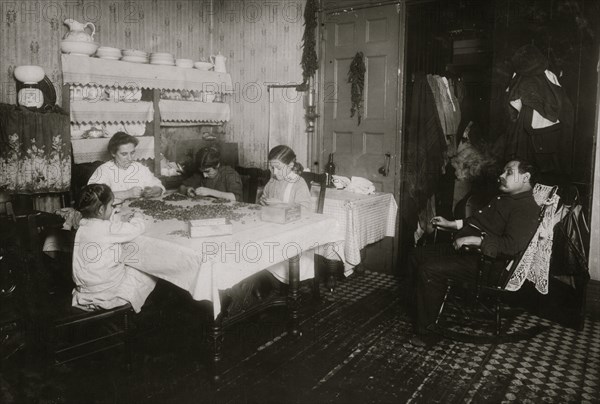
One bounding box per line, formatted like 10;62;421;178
14;65;45;84
176;58;194;68
70;123;84;139
124;123;146;137
121;56;148;64
104;123;124;137
150;60;174;66
97;46;121;54
61;40;99;56
152;52;173;58
122;49;147;57
86;125;105;138
194;62;214;71
96;48;121;59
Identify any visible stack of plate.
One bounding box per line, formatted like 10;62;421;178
96;46;122;60
122;49;148;64
150;52;174;66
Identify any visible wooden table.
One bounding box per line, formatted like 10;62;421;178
311;189;397;286
121;197;345;381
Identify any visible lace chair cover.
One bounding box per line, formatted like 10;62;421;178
505;184;560;294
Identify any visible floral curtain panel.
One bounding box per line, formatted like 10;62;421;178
0;104;71;193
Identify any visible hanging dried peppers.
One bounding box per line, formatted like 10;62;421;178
300;0;319;90
348;51;366;125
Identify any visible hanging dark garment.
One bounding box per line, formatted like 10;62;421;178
549;203;590;279
501;45;574;185
403;73;447;228
503;98;573;186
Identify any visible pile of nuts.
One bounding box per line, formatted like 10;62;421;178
129;199;258;222
163;193;188;202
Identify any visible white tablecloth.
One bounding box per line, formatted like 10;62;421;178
121;199;345;318
312;189;397;266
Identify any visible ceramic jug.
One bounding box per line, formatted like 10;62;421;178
63;19;95;42
210;53;227;73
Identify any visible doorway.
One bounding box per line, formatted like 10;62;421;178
319;3;404;274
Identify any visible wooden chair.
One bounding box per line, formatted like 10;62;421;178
235;166;271;203
299;172;342;297
26;211;134;365
300;172;327;214
429;184;559;343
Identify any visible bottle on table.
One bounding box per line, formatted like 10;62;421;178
325;153;336;188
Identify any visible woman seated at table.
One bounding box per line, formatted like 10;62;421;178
178;146;243;202
88;132;165;200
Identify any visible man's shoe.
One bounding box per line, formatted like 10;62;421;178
409;334;428;347
409;332;442;348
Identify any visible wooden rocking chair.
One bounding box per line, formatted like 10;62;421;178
429;184;560;344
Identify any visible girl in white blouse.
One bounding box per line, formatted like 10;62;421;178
72;184;156;313
259;145;311;209
260;145;315;283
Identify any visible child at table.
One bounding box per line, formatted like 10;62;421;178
72;184;156;313
260;145;315;283
259;145;312;209
179;147;243;202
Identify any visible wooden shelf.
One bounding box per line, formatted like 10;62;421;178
62;55;232;176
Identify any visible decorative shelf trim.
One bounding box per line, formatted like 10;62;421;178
70;100;154;124
159;100;230;123
72;136;154;164
62;55;233;93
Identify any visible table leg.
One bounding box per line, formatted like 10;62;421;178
287;255;302;337
209;319;224;383
354;248;367;275
326;258;339;292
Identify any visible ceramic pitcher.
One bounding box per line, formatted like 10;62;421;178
63;19;96;42
210;53;227;73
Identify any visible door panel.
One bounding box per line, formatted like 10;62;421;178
322;5;399;193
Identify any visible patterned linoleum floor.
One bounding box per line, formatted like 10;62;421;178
2;271;599;404
295;272;600;404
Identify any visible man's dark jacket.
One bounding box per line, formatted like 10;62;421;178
457;190;540;258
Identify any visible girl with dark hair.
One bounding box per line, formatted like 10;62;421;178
179;146;243;202
88;132;165;201
261;146;314;284
259;145;311;209
72;184;156;313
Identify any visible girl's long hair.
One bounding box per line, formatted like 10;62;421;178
268;145;303;174
78;183;114;219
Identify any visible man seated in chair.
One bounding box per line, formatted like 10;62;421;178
410;159;541;347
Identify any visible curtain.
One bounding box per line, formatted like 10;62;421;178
267;86;306;167
0;104;71;193
403;73;447;226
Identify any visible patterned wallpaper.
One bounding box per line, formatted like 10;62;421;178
213;0;308;167
0;0;308;167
